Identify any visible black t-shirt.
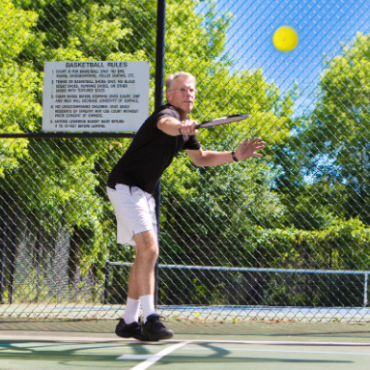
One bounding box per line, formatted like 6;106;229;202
107;104;201;194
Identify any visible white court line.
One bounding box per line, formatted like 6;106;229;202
118;355;152;360
1;336;369;347
1;333;369;347
117;341;191;369
186;339;370;347
182;347;370;356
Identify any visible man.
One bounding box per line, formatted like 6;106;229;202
107;72;264;341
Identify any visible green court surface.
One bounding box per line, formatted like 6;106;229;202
1;320;370;369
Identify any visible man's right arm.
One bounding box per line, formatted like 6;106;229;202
157;117;197;136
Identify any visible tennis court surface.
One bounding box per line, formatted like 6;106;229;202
1;320;370;369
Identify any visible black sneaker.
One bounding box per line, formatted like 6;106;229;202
115;318;142;340
141;314;174;341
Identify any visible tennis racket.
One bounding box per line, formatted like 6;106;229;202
195;114;248;129
179;114;248;134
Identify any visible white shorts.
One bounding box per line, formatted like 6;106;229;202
107;184;157;247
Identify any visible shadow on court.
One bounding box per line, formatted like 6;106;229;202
0;320;369;369
0;340;352;365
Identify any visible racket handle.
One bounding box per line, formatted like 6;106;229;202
179;125;201;134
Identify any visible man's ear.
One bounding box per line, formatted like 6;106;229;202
166;91;171;104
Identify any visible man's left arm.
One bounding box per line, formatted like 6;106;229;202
185;137;265;167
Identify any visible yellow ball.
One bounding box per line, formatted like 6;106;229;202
273;26;298;52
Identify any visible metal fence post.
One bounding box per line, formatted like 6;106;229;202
364;273;368;307
0;192;8;304
8;207;16;304
104;261;111;304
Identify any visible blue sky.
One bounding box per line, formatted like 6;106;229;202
199;0;370;115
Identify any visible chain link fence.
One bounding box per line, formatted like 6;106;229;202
1;0;370;324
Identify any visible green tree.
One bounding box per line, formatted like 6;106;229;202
2;0;148;281
0;0;41;175
1;0;297;297
297;33;370;225
155;1;297;267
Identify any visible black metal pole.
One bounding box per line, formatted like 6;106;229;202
35;231;41;303
155;0;166;108
8;207;16;304
0;192;8;304
104;261;110;304
154;0;167;307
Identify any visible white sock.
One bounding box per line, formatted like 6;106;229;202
140;295;156;322
123;297;140;324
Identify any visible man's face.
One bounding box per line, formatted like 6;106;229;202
166;77;195;113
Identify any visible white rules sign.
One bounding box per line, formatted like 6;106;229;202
42;61;150;132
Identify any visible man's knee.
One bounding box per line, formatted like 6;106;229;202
134;230;159;261
143;245;158;261
138;243;158;260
